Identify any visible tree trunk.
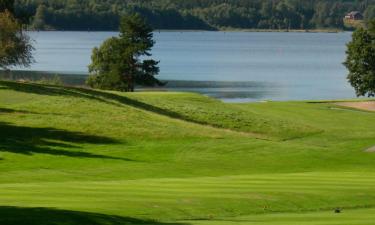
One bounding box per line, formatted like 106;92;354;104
125;74;134;92
129;80;134;92
128;58;136;92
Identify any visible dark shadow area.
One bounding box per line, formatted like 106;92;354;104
76;88;187;119
0;122;130;161
0;80;224;132
0;80;191;123
0;107;33;114
0;206;189;225
0;80;106;101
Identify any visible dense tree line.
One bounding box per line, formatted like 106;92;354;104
14;0;375;31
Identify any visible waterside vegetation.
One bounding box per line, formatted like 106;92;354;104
15;0;375;31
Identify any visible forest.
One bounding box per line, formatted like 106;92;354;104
14;0;375;30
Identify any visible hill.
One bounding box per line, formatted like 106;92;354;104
0;80;375;224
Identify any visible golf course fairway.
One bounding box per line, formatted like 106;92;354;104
0;80;374;225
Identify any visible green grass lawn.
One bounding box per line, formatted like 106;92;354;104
0;80;374;224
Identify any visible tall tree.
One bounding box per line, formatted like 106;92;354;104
87;14;162;92
0;10;33;69
344;19;375;97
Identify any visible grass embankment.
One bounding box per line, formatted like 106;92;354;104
0;80;374;225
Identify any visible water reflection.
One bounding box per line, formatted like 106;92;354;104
0;71;284;102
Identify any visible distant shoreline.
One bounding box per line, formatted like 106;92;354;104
28;28;344;33
217;28;343;33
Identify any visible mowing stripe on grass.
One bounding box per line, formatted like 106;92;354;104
1;172;375;220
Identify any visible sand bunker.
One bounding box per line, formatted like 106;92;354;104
334;101;375;112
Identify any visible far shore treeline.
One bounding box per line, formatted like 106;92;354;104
15;0;375;31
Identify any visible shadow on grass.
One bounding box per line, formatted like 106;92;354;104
0;122;131;161
76;88;185;119
0;80;114;105
0;107;34;114
0;81;200;124
0;206;189;225
0;80;84;97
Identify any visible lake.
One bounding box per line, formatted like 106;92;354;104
11;31;356;102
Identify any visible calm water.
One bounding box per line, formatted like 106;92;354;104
14;31;356;102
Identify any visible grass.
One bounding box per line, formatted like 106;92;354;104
183;208;375;225
0;80;374;224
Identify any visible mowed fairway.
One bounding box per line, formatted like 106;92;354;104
0;80;374;225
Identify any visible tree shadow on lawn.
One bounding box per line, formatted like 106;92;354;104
0;107;35;114
0;107;63;116
0;122;132;161
0;206;189;225
0;81;95;99
0;81;203;125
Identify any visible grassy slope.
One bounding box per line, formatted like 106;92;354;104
0;80;375;224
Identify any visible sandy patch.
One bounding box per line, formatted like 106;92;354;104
365;146;375;153
334;101;375;112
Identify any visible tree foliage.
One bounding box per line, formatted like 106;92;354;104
87;14;162;92
32;4;48;30
344;20;375;97
0;0;14;13
14;0;375;31
364;5;375;21
0;10;33;69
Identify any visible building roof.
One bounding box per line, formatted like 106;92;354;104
347;11;362;16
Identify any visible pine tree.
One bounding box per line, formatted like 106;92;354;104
87;14;162;92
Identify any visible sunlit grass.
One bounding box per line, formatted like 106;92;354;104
0;80;374;224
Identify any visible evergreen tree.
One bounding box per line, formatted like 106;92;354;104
87;14;162;92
